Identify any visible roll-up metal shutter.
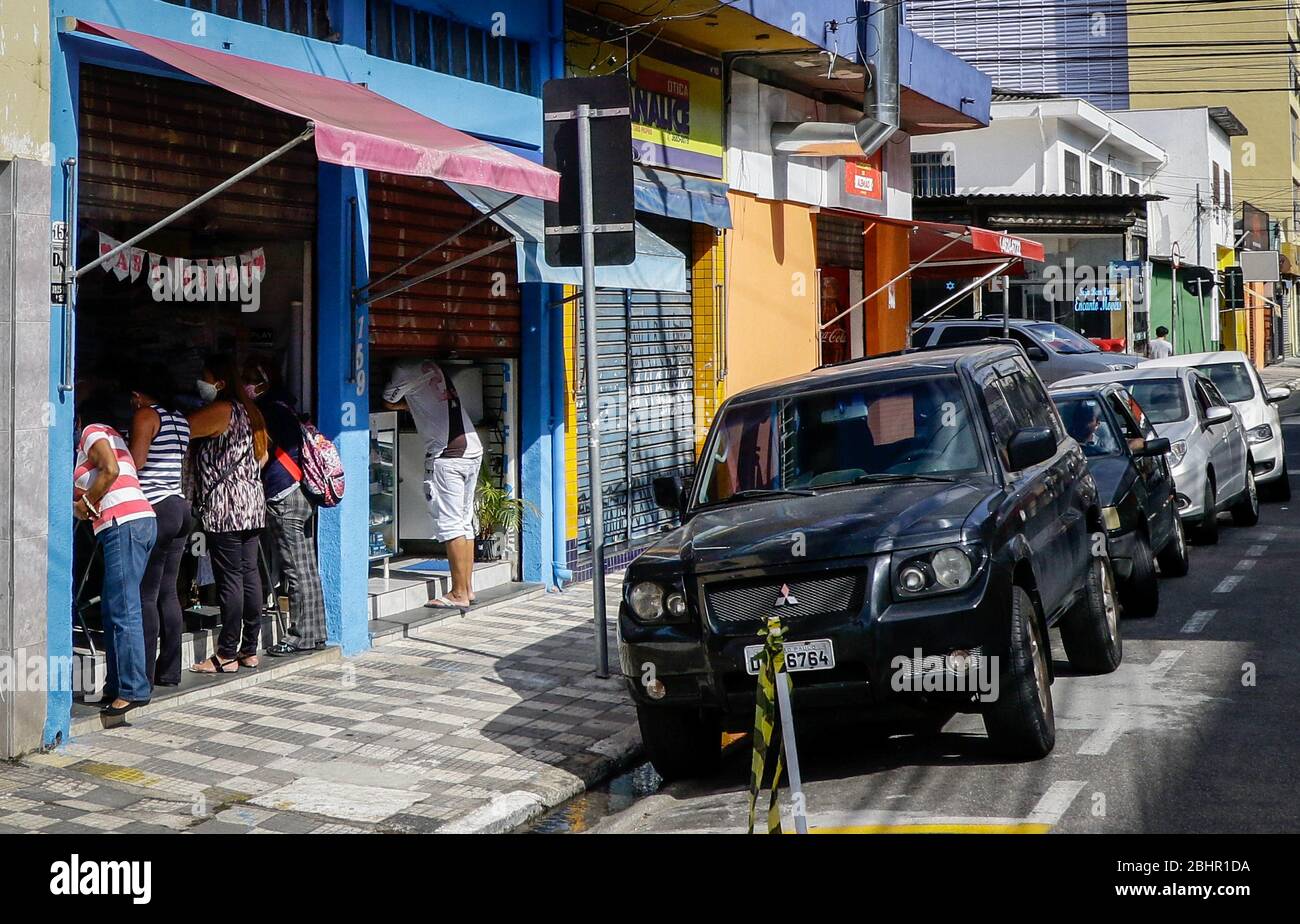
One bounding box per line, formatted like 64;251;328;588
78;65;318;237
368;172;522;355
574;217;694;566
816;213;865;269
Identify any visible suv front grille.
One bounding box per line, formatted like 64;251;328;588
705;572;861;627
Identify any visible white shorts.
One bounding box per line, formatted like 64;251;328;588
424;455;481;542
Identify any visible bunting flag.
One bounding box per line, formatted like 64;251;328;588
94;231;268;290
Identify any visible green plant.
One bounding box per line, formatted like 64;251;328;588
474;463;528;539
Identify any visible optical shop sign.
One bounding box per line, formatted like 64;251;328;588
96;232;266;312
628;48;723;178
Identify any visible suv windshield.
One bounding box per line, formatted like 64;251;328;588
1054;397;1121;457
1195;362;1255;403
695;376;984;506
1026;322;1101;355
1120;378;1188;424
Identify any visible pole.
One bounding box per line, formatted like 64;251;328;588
578;103;609;678
1171;246;1179;354
1002;275;1011;339
773;675;808;834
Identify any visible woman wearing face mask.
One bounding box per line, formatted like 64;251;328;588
126;366;193;687
187;355;269;675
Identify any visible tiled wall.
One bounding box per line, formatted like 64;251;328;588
1;157;52;756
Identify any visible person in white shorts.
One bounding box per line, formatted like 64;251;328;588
383;359;482;611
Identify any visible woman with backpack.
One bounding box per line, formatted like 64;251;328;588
246;360;327;656
188;354;268;675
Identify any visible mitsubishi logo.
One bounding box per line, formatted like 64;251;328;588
775;584;799;607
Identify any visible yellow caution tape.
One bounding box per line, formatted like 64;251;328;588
747;614;790;835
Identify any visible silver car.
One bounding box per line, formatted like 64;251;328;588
1056;365;1258;543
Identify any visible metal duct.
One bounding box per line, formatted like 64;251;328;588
770;0;900;158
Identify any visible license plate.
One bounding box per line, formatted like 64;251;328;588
744;639;835;676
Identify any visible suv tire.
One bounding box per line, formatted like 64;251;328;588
1156;514;1190;577
983;585;1055;760
1188;479;1219;545
1121;533;1159;618
636;705;722;781
1231;466;1259;527
1061;556;1123;674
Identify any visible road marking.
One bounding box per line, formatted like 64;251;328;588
1027;780;1088;826
1148;649;1185;679
1257;532;1278;541
1214;575;1243;593
1236;558;1257;571
803;785;1086;834
1078;722;1128;755
1181;610;1217;633
1246;544;1268;557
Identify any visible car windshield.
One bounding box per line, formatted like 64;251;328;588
694;376;985;506
1119;378;1188;424
1027;322;1101;355
1196;362;1255;403
1054;397;1122;457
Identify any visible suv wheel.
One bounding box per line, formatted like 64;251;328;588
1061;556;1123;674
636;705;722;781
1121;533;1159;618
983;585;1055;759
1156;514;1190;577
1188;479;1219;545
1231;466;1260;527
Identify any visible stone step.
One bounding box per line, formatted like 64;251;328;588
367;558;514;619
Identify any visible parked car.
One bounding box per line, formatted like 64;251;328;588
1055;366;1257;544
1144;351;1291;501
911;318;1142;383
1049;382;1188;617
621;343;1122;780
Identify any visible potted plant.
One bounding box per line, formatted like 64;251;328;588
473;462;527;562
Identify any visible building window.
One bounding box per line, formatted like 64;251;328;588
1128;178;1141;196
1213;162;1221;206
1089;161;1104;195
1293;109;1299;165
368;2;535;94
911;151;956;197
1108;171;1122;195
1064;151;1082;194
163;0;333;39
1223;171;1232;211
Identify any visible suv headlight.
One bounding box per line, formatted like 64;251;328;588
892;545;982;600
625;581;689;624
1247;424;1274;445
1168;439;1188;467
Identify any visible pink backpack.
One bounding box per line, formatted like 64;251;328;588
288;406;345;507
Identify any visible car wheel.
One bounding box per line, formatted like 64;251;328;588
1121;532;1159;618
1156;513;1190;577
1188;478;1219;545
1231;465;1260;527
983;585;1055;760
1061;556;1123;674
636;704;722;782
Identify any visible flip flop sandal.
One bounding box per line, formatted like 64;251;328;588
238;655;260;669
424;597;471;613
191;655;239;675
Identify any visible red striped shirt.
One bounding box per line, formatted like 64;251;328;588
75;424;155;535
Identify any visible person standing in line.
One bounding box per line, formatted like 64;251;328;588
74;398;157;716
126;368;193;687
245;360;327;656
383;359;482;612
187;355;268;675
1148;326;1175;359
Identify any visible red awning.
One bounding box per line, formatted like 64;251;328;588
69;19;559;201
863;215;1045;278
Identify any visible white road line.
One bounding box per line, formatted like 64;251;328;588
1258;532;1278;541
1181;610;1217;633
1147;649;1185;680
1078;722;1128;756
1236;558;1257;571
1246;544;1268;557
1214;575;1243;593
1027;780;1088;826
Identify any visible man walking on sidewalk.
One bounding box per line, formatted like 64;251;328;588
383;359;482;612
1148;326;1175;359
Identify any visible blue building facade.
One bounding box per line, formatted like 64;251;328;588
41;0;570;748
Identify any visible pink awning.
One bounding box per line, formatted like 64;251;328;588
70;19;559;201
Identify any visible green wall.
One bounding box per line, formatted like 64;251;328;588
1149;264;1215;354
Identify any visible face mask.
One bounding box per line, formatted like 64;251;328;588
244;383;261;400
196;380;220;402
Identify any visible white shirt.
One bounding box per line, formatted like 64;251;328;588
1148;338;1174;359
383;360;482;462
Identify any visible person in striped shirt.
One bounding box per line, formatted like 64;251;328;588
74;397;157;717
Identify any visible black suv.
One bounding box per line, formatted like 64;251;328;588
620;343;1123;780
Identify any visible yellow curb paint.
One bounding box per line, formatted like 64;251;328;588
808;823;1052;834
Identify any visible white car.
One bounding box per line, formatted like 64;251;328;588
1057;365;1258;544
1143;351;1291;500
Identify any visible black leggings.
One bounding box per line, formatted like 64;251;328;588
208;529;265;659
139;495;192;685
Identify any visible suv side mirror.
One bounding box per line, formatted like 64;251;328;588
1134;437;1170;457
1023;344;1048;362
1205;405;1233;425
1267;386;1291;404
1007;426;1057;470
653;475;685;515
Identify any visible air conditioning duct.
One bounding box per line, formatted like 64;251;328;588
770;0;900;158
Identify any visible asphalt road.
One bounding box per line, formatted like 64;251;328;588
536;391;1300;835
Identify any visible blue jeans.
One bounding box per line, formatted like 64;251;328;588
99;516;157;702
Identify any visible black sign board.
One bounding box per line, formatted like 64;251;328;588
1240;201;1270;252
543;76;635;267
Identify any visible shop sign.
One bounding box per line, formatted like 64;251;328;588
843;156;883;202
628;49;723;178
1074;284;1123;313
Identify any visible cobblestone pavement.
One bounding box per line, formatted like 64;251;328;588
2;579;638;834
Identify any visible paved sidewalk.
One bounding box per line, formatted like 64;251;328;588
1260;355;1300;389
3;579;639;834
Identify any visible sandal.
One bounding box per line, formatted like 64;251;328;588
238;654;260;669
191;655;239;675
424;596;471;613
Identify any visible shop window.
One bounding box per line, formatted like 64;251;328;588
163;0;333;40
1064;151;1082;194
911;151;956;197
1108;171;1122;195
1128;178;1140;196
1089;161;1103;195
367;2;536;95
